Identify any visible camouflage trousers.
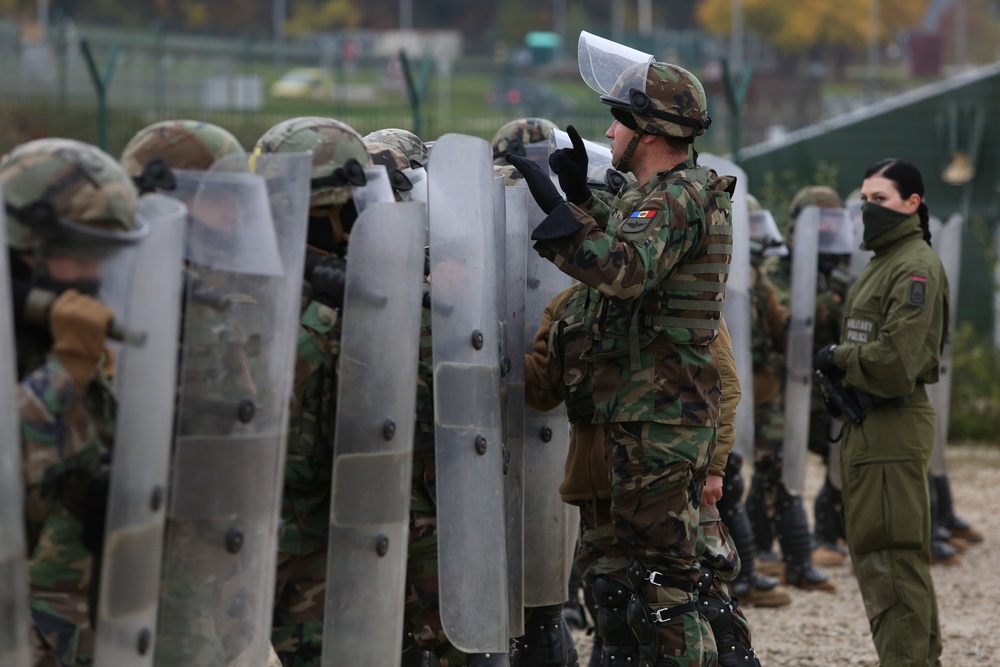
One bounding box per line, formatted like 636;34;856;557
271;548;326;667
748;396;785;549
155;518;266;667
29;507;93;667
603;421;717;666
403;456;474;667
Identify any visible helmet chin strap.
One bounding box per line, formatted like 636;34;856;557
614;126;645;174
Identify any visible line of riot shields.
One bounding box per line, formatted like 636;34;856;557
0;132;593;667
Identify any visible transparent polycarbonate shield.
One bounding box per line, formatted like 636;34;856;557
405;166;428;203
92;196;186;667
749;210;788;258
158;161;307;667
428;134;508;653
321;202;425;666
782;206;821;496
172;164;283;276
578;30;653;97
500;176;527;637
928;214;963;476
700;153;754;459
817;208;855;255
847;200;873;282
522;194;577;606
0;200;30;667
351;165;395;213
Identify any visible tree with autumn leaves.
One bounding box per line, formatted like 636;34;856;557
695;0;929;74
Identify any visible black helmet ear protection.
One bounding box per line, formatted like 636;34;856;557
134;157;177;193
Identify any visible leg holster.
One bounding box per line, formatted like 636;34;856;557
624;560;697;667
591;576;640;667
513;604;573;667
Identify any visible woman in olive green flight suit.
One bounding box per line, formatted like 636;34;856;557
814;158;947;667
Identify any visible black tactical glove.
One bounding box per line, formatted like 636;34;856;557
506;153;565;215
548;125;592;205
814;344;839;375
306;254;347;310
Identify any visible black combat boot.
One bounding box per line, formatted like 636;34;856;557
775;490;835;592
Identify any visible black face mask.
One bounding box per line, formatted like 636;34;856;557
861;202;911;245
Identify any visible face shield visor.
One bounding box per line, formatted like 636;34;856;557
748;210;788;257
578;30;654;105
817;208;856;255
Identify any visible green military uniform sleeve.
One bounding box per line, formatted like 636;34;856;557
835;260;946;398
533;182;705;302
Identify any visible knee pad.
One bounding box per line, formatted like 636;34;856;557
697;597;760;667
591;577;634;648
624;560;698;667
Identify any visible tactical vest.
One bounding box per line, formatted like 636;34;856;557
582;165;734;372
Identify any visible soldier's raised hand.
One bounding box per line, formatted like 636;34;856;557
548;125;592;205
49;289;115;387
506;153;565;215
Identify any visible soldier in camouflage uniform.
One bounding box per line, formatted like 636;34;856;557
744;186;837;591
253;117;372;667
3;138;146;666
509;57;736;666
121;119;262;667
524;277;760;665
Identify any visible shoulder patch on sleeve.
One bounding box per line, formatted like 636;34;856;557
620;209;659;235
908;275;927;307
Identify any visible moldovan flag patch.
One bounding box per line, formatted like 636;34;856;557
630;210;656;218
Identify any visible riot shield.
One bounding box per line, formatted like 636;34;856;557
521;191;578;607
0;194;31;667
781;206;821;495
156;154;308;667
320;201;425;666
927;214;963;476
699;153;754;459
92;196;187;666
500;174;527;638
428;134;508;653
351;165;395;212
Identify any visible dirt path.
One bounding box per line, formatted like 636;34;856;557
571;443;1000;665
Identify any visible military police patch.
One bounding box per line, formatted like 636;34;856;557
620;209;658;234
908;275;927;307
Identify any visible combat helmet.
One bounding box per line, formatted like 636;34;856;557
789;185;842;221
256;117;372;208
362;128;429;169
121;120;244;193
490;117;557;164
602;62;711;141
746;193;762;213
2;138;147;255
364;142;414;195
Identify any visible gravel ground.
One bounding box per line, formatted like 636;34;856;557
571;443;1000;665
